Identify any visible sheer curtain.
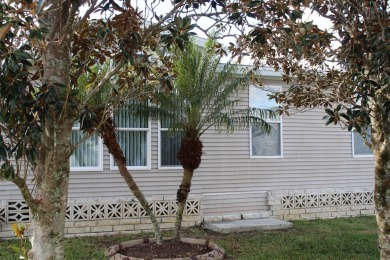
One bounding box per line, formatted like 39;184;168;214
70;130;100;168
251;123;281;156
249;85;282;157
353;128;372;156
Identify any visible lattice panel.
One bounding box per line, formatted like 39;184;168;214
294;195;306;208
281;192;373;209
107;203;122;219
123;202;139;218
0;206;6;224
319;194;331;207
66;205;72;221
170;201;178;215
155;201;170;217
7;201;30;223
341;193;352;205
185;200;200;215
73;205;89;221
90;204;106;220
307;194;318;208
353;193;364;205
2;199;201;223
363;192;373;204
139;203;154;218
330;193;341;206
281;195;294;209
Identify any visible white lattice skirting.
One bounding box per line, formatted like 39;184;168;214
268;188;375;220
0;196;202;238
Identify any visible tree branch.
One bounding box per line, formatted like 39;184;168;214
83;59;125;105
75;0;107;30
12;175;40;215
143;1;184;37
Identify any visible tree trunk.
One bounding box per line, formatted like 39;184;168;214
174;168;194;240
372;108;390;259
29;123;73;260
28;2;75;258
174;136;203;240
98;117;162;244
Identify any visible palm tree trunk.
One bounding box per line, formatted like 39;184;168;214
174;168;193;240
98;117;162;244
174;136;203;240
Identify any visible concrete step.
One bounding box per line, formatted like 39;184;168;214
203;218;293;233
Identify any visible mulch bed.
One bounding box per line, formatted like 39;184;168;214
119;240;210;259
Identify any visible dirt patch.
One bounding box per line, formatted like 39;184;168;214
119;240;210;259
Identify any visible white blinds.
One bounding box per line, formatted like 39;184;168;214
114;101;149;167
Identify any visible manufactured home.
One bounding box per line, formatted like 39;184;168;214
0;64;375;238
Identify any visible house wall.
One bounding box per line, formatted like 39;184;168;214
0;76;375;238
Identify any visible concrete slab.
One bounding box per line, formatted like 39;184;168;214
203;218;293;233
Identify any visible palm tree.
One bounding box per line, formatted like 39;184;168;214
76;65;163;244
145;40;275;240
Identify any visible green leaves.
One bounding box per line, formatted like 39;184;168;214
0;161;15;181
289;10;303;21
147;40;272;138
322;103;371;134
229;12;241;20
161;17;196;51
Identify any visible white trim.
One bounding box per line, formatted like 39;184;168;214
158;120;183;169
70;129;103;172
249;120;283;159
352;131;373;158
249;85;283;159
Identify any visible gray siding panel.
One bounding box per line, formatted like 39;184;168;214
0;81;374;217
203;192;268;216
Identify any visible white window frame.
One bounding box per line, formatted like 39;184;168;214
352;130;373;158
158;121;183;169
110;111;151;171
249;85;283;159
70;127;103;172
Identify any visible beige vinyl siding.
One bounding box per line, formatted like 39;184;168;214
0;181;24;200
203;191;268;216
0;78;374;216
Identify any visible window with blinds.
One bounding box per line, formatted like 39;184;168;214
159;118;183;168
113;100;150;169
249;85;282;158
70;126;102;171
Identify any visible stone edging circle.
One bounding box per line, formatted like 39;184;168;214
106;237;226;260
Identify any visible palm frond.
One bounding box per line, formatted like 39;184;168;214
130;39;274;139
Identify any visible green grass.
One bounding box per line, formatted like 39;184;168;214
0;216;379;260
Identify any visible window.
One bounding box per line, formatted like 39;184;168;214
70;125;102;171
353;127;372;157
249;85;282;158
112;100;151;170
159;118;183;168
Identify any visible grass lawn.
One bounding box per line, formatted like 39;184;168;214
0;216;379;260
